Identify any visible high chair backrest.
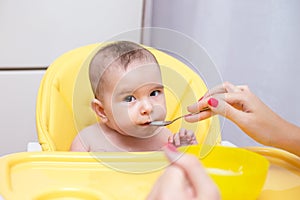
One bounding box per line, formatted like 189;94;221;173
36;43;221;151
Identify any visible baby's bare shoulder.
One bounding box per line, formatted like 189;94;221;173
78;123;102;135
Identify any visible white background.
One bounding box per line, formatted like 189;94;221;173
2;0;299;155
0;0;143;67
146;0;300;147
0;0;143;155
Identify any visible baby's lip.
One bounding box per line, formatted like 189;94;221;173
139;120;152;126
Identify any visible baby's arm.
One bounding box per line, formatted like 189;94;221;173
168;128;198;147
70;134;90;152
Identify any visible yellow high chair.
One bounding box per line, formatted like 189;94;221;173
35;42;221;152
1;43;299;200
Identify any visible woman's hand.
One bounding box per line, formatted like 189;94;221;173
147;144;220;200
185;82;300;156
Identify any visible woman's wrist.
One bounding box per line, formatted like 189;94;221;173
274;120;300;157
264;115;300;157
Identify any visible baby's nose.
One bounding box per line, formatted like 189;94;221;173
140;99;153;115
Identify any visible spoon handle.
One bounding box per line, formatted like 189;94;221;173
171;107;210;124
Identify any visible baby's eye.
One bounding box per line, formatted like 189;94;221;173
124;95;136;102
150;90;161;97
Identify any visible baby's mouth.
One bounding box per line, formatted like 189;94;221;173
139;120;152;126
141;122;151;126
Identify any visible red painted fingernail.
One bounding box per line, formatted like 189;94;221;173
198;96;204;101
208;98;218;108
166;143;178;152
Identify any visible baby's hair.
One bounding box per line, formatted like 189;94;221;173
89;41;159;99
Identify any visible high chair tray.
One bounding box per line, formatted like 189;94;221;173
0;146;295;200
245;147;300;199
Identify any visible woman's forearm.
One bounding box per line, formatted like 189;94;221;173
272;119;300;157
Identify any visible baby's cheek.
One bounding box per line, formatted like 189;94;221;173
153;102;167;119
113;107;131;123
125;108;140;123
160;109;167;120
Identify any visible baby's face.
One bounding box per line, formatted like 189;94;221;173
101;60;167;138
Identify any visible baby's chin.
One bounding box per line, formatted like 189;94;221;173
125;126;163;139
142;126;165;138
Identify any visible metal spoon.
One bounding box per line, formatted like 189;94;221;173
149;107;210;126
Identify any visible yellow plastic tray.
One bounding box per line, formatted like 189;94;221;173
245;147;300;200
0;146;272;200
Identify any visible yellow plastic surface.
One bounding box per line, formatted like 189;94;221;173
0;146;269;200
245;147;300;200
181;146;270;199
36;43;221;152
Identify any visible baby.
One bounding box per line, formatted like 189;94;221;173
70;41;197;152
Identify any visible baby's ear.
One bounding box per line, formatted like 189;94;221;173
91;99;108;123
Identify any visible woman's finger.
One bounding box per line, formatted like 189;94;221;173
222;81;242;93
164;146;220;199
199;82;240;100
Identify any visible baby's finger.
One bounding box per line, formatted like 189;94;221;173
168;135;174;144
173;133;181;147
186;129;195;138
178;129;188;145
191;137;198;144
185;130;197;145
179;128;187;138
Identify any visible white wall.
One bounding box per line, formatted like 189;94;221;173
146;0;300;147
0;71;45;155
0;0;143;67
0;0;143;155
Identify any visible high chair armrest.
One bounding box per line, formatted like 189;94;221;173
221;140;237;147
26;141;235;151
27;142;42;152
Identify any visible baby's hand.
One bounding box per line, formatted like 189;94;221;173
168;128;198;147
